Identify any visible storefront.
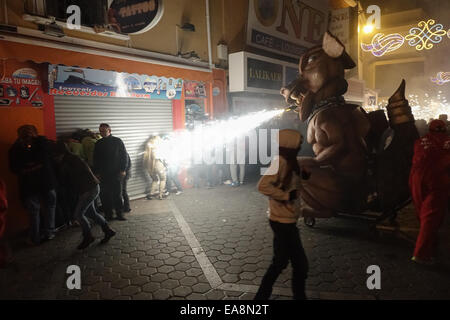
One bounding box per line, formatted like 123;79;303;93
0;35;228;235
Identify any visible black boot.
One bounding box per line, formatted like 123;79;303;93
115;211;127;221
100;224;116;244
77;233;95;250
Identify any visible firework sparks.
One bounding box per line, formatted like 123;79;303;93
149;108;284;168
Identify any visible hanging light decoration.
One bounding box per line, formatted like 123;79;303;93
431;72;450;85
361;33;405;57
405;19;447;51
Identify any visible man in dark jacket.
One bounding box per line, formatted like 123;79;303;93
55;142;116;250
93;123;127;221
9;125;57;245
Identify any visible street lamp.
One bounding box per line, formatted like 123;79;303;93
363;24;375;34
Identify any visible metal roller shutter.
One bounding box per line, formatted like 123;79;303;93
54;96;173;199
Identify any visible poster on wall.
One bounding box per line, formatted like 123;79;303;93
0;67;46;108
48;65;183;100
184;81;207;99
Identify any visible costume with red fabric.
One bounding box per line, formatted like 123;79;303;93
409;120;450;260
0;179;8;267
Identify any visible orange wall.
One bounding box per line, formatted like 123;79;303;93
0;60;52;237
0;107;45;237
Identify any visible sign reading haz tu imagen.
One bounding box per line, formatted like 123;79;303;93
247;0;330;58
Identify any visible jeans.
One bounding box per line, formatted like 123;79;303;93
230;164;245;183
23;189;57;244
255;220;309;300
167;168;183;191
100;175;124;219
122;174;130;211
74;185;107;238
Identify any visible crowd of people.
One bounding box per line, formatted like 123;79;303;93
5;123;129;252
415;114;450;137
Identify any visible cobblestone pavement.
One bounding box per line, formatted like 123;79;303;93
0;181;449;300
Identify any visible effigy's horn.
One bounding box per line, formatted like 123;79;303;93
386;79;415;126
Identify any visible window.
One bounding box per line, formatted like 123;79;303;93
25;0;109;28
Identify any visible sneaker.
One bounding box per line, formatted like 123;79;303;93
77;235;95;250
123;208;132;213
175;191;183;195
46;234;56;240
115;215;127;221
411;256;435;265
231;182;239;187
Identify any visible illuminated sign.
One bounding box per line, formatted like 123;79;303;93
405;19;447;51
361;33;404;57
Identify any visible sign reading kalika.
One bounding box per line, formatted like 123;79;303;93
247;0;329;58
48;65;183;100
228;51;298;93
247;58;283;90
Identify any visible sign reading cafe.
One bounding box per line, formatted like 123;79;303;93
247;0;329;58
48;65;183;100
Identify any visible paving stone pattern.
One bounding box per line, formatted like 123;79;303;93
0;182;449;300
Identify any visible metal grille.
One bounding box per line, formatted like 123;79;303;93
54;96;173;199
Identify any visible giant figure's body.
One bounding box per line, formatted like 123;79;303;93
281;32;418;218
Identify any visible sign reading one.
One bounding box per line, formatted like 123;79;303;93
247;0;329;58
108;0;164;35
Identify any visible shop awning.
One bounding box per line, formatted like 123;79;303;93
0;36;212;82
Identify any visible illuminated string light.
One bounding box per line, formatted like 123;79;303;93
405;19;447;50
431;72;450;85
361;33;405;57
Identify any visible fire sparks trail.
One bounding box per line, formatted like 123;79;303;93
149;108;285;168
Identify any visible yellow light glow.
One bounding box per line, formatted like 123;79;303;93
363;24;374;34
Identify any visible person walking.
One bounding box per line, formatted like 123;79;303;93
9;125;57;245
409;119;450;265
254;129;309;300
54;142;116;250
122;152;132;213
81;129;99;169
229;136;246;186
144;136;168;200
93;123;127;221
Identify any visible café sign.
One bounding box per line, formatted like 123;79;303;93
247;0;329;58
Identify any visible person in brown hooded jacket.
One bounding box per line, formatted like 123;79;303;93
254;129;309;300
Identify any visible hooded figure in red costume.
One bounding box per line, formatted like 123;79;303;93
409;119;450;264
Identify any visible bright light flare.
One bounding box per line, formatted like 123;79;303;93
363;24;374;34
151;109;284;169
